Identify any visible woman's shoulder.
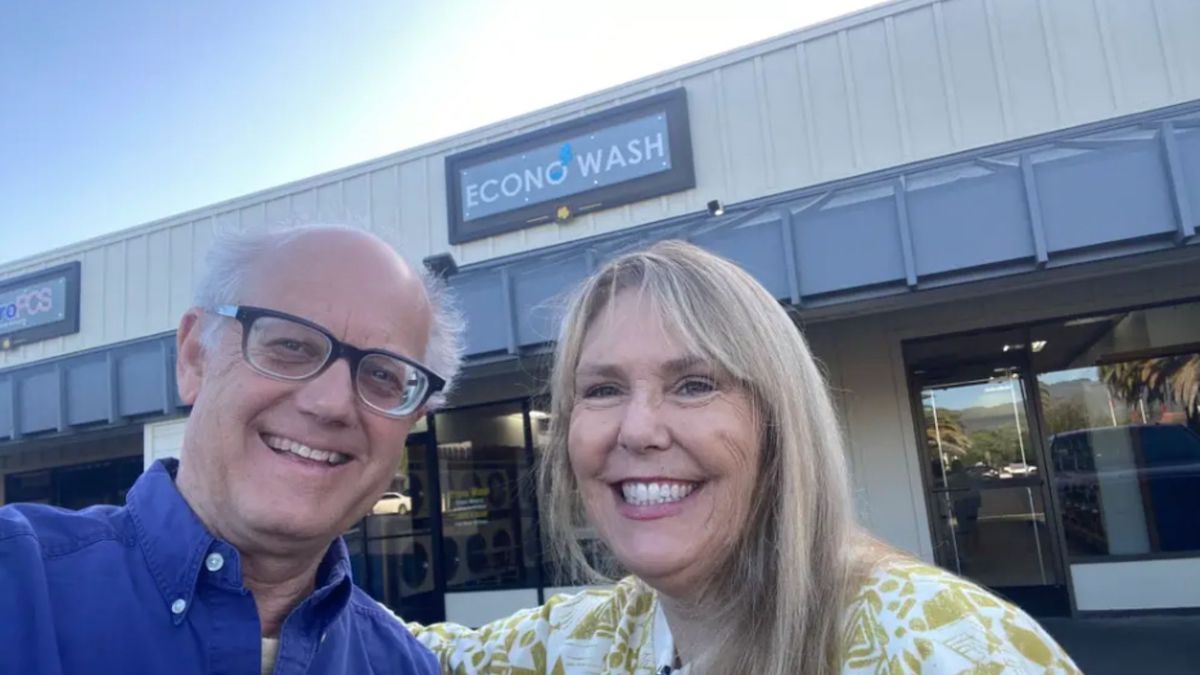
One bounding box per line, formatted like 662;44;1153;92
842;557;1081;674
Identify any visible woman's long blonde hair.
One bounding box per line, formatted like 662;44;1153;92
538;239;881;675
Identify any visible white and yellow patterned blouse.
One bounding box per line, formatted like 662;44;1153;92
407;558;1081;674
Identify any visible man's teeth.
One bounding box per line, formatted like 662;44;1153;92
621;481;696;506
263;435;349;466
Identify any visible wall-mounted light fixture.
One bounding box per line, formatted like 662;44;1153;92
706;199;725;216
422;252;459;279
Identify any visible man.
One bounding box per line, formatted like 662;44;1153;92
0;224;462;674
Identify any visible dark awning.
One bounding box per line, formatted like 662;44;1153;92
0;333;180;446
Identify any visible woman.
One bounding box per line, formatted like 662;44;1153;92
408;240;1079;674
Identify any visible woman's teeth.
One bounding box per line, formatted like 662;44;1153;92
263;435;349;466
621;481;696;506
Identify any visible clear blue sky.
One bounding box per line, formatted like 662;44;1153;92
0;0;880;266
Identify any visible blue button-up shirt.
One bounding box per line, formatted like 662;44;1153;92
0;459;439;675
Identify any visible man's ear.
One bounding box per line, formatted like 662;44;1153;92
176;308;208;406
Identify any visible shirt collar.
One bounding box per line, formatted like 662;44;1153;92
127;459;354;628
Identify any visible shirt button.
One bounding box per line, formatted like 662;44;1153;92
205;553;225;572
171;598;187;615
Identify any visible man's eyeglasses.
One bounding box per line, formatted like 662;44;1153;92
211;305;444;419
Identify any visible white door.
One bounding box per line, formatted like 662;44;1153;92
143;417;188;469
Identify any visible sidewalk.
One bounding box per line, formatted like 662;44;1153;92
1038;614;1200;674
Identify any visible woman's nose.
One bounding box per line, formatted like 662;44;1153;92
616;391;671;453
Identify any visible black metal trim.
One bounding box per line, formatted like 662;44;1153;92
1071;606;1200;618
1068;550;1200;565
1092;341;1200;366
902;294;1200;357
522;400;546;605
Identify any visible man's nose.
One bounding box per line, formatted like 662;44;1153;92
293;359;358;427
617;391;671;454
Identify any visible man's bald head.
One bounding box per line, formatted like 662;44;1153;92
194;224;463;404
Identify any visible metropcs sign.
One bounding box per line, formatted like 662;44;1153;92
445;89;695;244
0;262;81;350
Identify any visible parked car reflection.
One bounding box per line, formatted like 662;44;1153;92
1050;424;1200;556
371;491;413;516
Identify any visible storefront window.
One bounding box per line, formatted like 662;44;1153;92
526;397;625;585
347;434;442;624
434;401;541;591
4;456;143;508
1032;301;1200;560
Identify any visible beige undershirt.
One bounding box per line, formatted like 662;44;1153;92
261;637;280;675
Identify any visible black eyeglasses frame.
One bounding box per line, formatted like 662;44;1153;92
211;304;445;418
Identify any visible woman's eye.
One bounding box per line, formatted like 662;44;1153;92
677;377;717;396
582;384;621;399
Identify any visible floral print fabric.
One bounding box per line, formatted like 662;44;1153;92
406;558;1081;674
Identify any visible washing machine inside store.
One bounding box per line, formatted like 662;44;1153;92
478;519;519;583
484;468;512;511
396;534;435;596
440;532;474;588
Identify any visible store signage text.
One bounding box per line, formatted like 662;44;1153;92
445;89;695;244
445;486;491;528
0;262;81;349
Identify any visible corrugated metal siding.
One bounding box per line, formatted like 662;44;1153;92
2;0;1197;370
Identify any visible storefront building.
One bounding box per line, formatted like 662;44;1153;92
2;0;1198;624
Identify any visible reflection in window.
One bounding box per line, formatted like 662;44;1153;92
922;375;1038;491
5;455;143;508
435;402;540;591
1033;300;1200;559
348;437;442;625
919;377;1057;589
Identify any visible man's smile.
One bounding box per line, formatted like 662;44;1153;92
261;434;352;466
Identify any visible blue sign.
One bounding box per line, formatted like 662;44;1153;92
446;89;694;244
0;262;81;349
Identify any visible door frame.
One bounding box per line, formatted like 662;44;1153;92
346;425;448;623
905;343;1077;616
412;425;449;616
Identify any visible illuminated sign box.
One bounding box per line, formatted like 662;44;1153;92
445;88;695;245
0;261;81;350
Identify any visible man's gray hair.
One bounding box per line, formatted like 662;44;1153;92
193;223;466;408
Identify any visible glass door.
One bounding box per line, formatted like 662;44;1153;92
914;362;1069;615
347;431;445;624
